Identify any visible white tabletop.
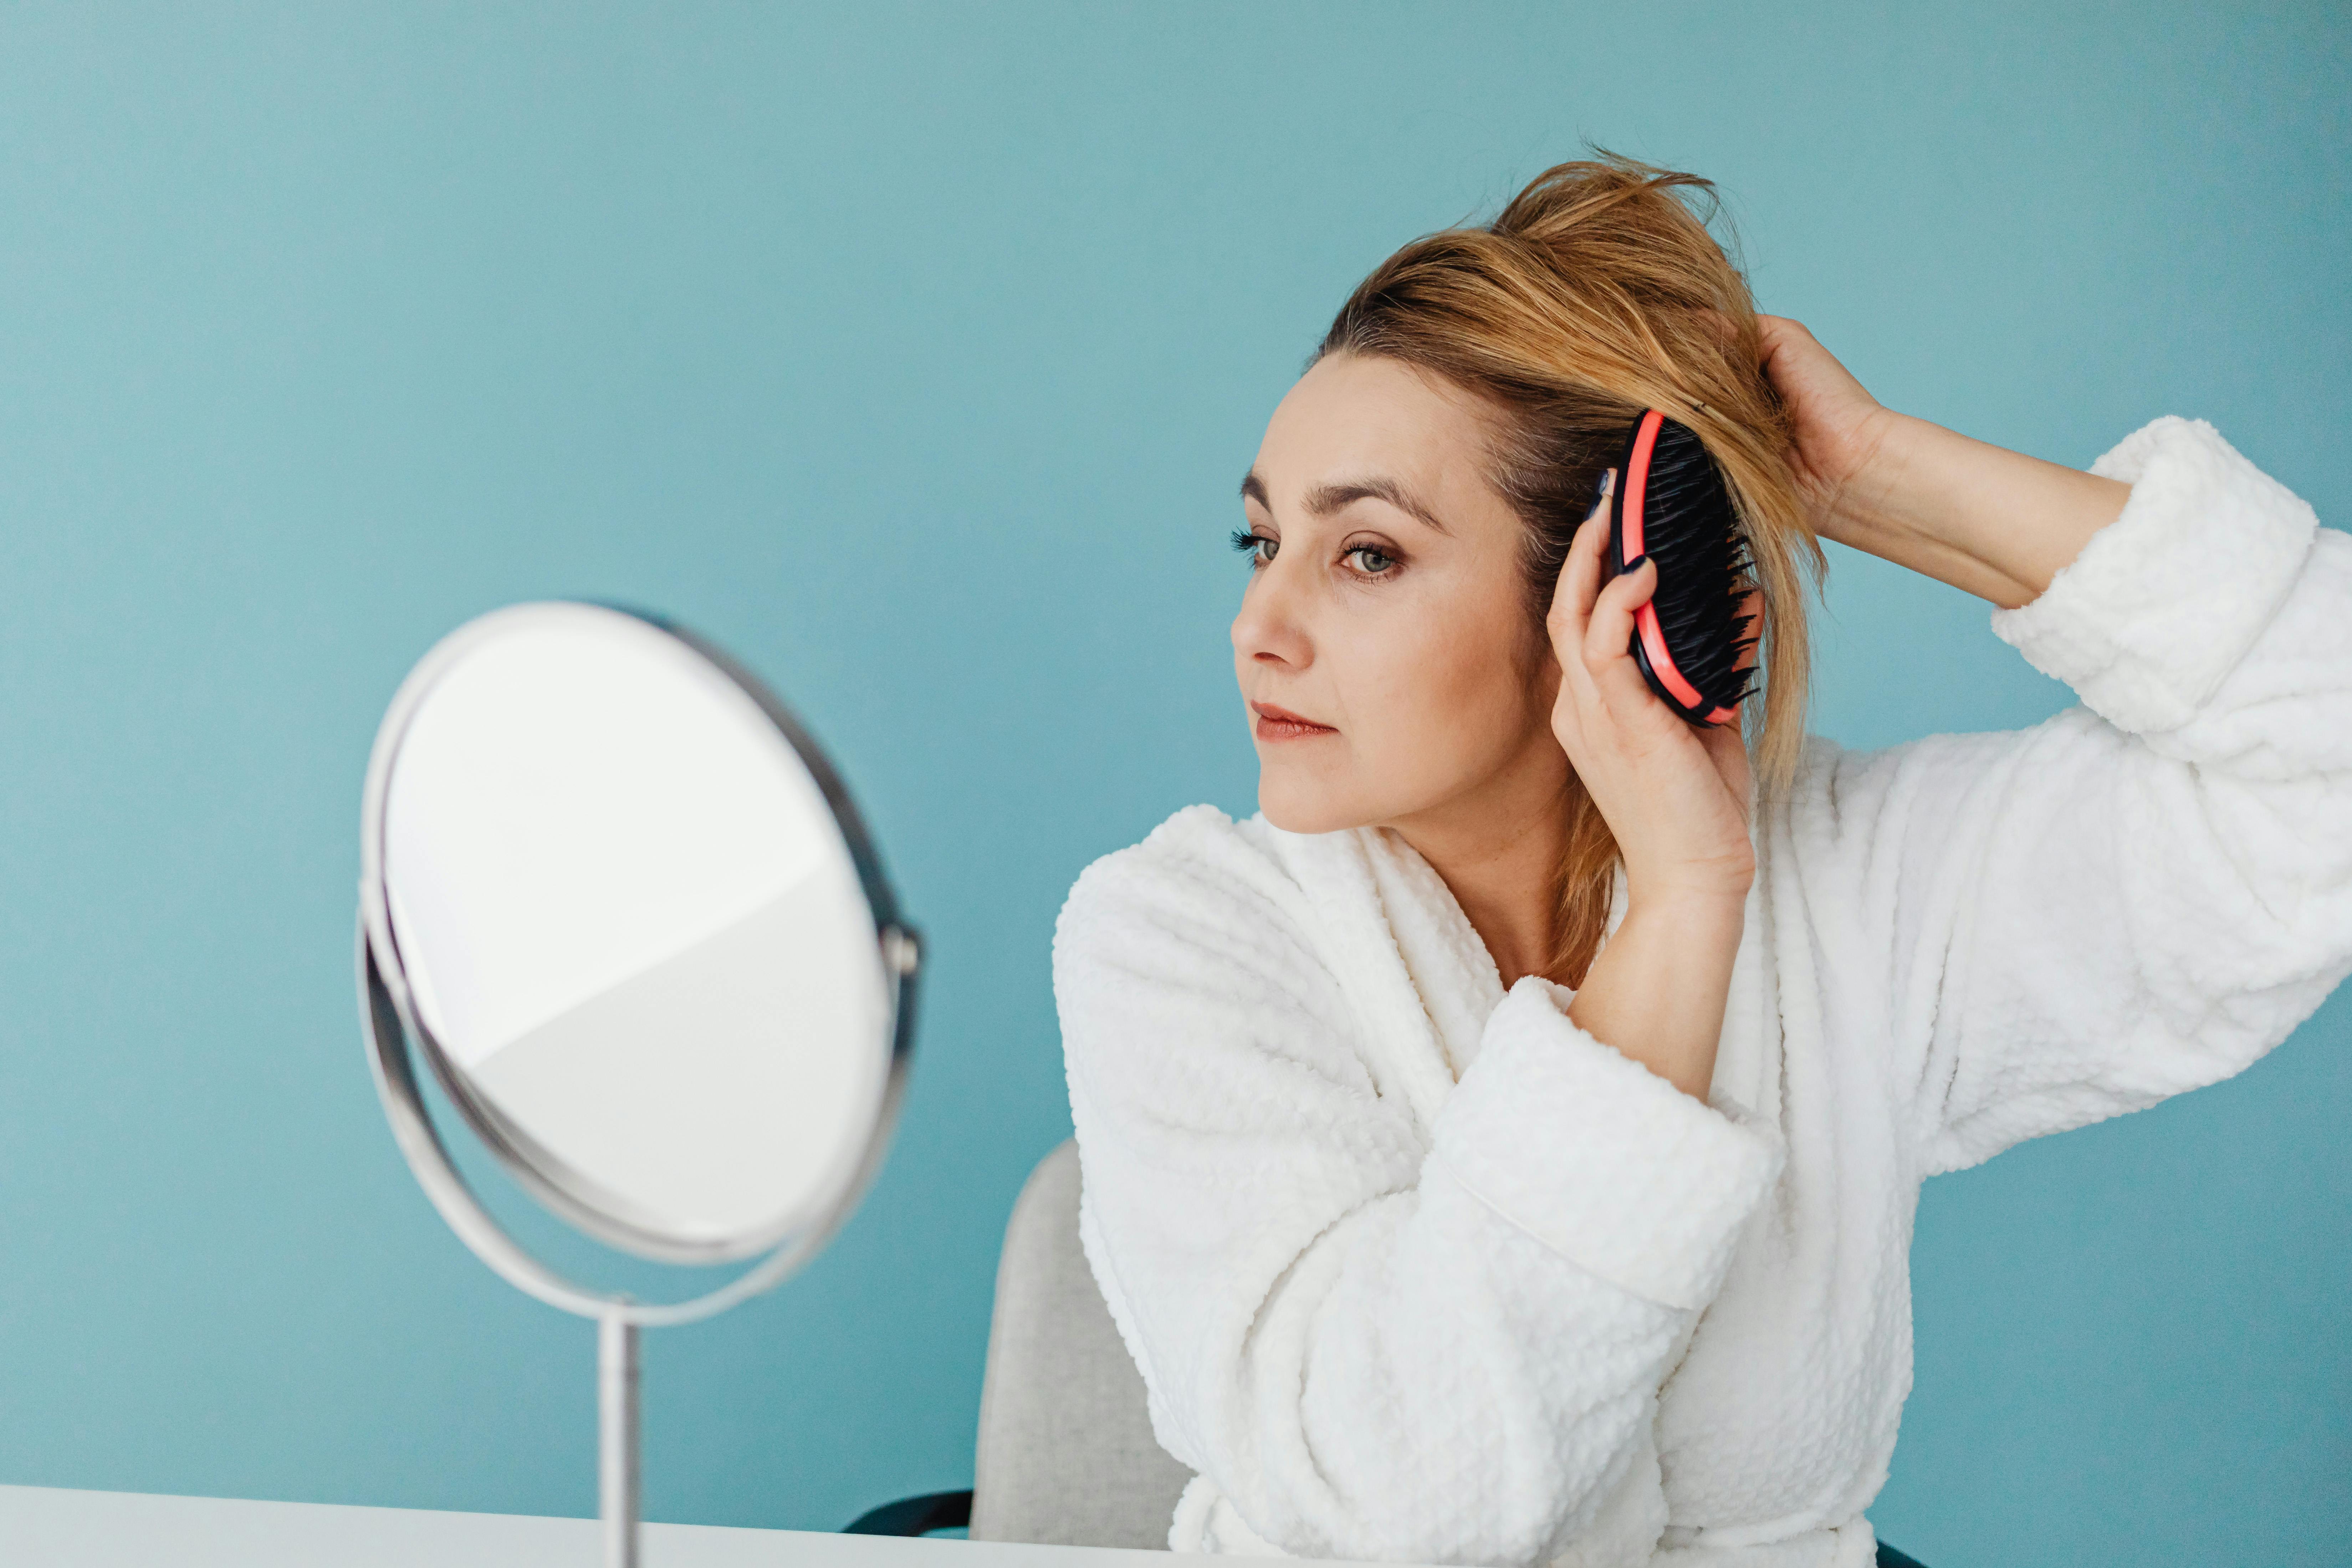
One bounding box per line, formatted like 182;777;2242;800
0;1485;1190;1568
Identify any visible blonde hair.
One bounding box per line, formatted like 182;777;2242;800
1313;153;1825;986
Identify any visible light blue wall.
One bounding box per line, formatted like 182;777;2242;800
0;4;2344;1563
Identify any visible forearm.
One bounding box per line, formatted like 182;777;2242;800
1831;417;2352;1173
1568;895;1745;1101
1824;411;2131;610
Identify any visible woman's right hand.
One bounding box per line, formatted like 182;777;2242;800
1545;472;1757;912
1548;474;1758;1099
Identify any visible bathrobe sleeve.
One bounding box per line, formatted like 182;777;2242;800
1054;813;1784;1568
1794;416;2352;1176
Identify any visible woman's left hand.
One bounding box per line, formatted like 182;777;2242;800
1754;315;1903;543
1754;313;2130;607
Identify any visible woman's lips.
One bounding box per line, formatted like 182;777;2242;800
1251;700;1338;742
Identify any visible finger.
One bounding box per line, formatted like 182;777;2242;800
1756;313;1808;355
1546;469;1616;658
1581;554;1668;711
1754;315;1803;386
1757;315;1872;405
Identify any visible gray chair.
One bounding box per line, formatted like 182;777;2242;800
844;1141;1928;1568
845;1138;1193;1545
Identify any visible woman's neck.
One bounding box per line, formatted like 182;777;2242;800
1383;746;1575;991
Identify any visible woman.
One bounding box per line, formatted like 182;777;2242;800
1050;157;2351;1568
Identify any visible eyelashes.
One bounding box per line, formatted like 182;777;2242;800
1229;526;1269;562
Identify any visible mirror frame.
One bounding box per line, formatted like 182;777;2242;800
356;600;921;1323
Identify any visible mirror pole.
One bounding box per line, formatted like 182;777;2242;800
600;1310;641;1568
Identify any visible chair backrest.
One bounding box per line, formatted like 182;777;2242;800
968;1139;1196;1548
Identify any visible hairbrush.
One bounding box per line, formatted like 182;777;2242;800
1596;409;1760;726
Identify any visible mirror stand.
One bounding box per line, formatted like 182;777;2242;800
600;1313;640;1568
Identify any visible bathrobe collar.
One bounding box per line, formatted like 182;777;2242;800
1252;816;1633;1128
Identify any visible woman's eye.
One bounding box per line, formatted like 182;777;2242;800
1346;544;1397;575
1228;526;1277;567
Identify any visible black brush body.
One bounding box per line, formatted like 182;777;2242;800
1597;409;1761;726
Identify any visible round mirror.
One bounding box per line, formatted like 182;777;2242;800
363;602;914;1265
355;601;920;1566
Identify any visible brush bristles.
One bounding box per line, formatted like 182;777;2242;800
1627;416;1759;714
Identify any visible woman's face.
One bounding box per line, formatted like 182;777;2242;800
1232;351;1567;836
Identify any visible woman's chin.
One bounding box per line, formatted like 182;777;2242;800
1257;779;1375;837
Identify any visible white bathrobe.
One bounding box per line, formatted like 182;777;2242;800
1051;416;2352;1568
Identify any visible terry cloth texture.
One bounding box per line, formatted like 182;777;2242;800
1053;417;2352;1568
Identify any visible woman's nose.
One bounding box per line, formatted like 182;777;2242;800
1231;560;1313;670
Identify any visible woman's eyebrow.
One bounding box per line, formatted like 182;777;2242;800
1237;470;1452;536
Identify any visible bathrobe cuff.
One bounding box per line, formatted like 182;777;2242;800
1428;976;1784;1313
1987;416;2319;736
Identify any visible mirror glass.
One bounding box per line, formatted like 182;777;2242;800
372;604;897;1262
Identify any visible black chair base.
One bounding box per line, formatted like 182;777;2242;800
844;1489;1925;1565
844;1489;974;1536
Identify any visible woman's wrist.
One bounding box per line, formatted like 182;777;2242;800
1813;409;1932;541
1624;868;1753;921
1818;412;2132;610
1621;888;1748;948
1817;412;2005;571
1571;892;1748;1103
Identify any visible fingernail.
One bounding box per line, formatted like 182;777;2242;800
1624;552;1650;572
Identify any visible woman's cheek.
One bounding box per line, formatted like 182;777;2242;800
1423;616;1523;725
1355;628;1479;783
